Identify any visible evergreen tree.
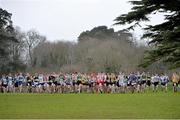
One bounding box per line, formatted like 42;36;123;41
114;0;180;69
0;8;20;73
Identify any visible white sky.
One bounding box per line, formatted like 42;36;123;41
0;0;165;42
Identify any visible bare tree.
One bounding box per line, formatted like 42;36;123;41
24;29;46;66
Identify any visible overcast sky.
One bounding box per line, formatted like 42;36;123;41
0;0;164;42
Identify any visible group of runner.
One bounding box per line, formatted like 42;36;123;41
0;72;179;93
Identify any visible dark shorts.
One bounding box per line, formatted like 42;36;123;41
153;82;159;86
77;80;81;85
57;83;61;86
15;82;19;87
89;82;93;87
2;83;8;88
137;81;141;85
140;80;146;85
108;81;115;85
39;83;44;86
146;80;151;86
18;81;23;86
66;82;71;85
112;81;116;85
161;82;167;86
72;81;76;86
82;82;89;86
105;81;110;86
173;82;178;86
127;82;131;86
48;82;52;86
53;81;58;86
27;82;32;86
117;82;120;87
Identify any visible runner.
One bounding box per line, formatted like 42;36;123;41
146;72;152;91
1;74;8;93
26;73;33;93
7;73;14;92
77;73;82;93
172;72;179;92
110;73;116;93
97;72;104;93
128;72;138;93
71;73;77;93
38;73;44;93
137;72;146;93
151;74;160;92
18;73;25;93
160;73;169;92
49;73;56;93
117;72;126;93
14;74;19;93
43;74;50;93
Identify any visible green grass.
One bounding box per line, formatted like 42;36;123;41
0;92;180;119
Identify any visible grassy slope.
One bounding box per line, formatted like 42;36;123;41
0;92;180;119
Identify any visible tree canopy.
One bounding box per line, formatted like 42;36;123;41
31;26;146;73
0;8;21;73
0;8;15;56
114;0;180;69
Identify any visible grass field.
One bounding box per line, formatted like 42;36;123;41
0;92;180;119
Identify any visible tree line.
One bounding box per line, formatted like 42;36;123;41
1;1;180;74
32;26;147;73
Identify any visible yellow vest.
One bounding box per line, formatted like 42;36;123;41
172;74;179;83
